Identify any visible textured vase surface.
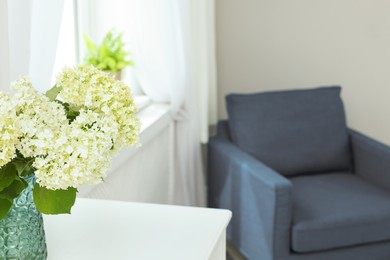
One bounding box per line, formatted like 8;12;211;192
0;175;47;260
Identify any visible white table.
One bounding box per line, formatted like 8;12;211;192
44;198;231;260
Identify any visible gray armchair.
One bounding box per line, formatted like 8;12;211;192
208;87;390;260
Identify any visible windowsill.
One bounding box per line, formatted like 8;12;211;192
78;101;171;196
134;95;152;112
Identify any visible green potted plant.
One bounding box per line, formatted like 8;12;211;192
83;30;134;80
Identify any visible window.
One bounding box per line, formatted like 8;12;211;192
52;0;144;97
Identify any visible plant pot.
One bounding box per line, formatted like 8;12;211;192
106;70;122;81
0;174;48;259
115;71;122;81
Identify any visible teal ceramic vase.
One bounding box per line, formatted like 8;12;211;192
0;174;47;259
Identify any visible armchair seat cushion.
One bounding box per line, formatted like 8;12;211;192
291;172;390;253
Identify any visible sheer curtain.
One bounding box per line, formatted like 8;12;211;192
0;0;10;91
29;0;64;92
2;0;64;93
130;0;217;206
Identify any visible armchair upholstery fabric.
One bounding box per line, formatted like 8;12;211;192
209;121;292;259
225;87;351;176
291;172;390;253
208;88;390;260
350;129;390;191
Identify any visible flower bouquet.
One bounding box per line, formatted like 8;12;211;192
0;65;140;258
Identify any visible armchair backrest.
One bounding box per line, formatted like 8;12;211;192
225;86;352;177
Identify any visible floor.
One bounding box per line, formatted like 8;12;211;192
226;241;246;260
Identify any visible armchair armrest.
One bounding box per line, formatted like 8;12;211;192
350;129;390;191
208;133;292;260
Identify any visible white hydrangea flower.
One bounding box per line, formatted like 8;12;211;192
0;93;19;167
33;110;115;189
11;78;68;159
0;66;140;191
56;65;140;151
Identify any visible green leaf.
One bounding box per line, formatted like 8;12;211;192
45;84;63;101
13;161;27;175
99;44;110;60
83;30;133;72
0;198;12;220
0;177;27;200
54;101;80;123
83;34;97;53
66;110;80;122
0;163;18;192
13;161;34;177
33;184;77;214
107;57;117;71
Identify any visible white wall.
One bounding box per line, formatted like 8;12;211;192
216;0;390;145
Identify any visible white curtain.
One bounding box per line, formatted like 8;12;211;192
0;0;10;91
130;0;217;206
29;0;64;92
193;0;218;143
2;0;64;93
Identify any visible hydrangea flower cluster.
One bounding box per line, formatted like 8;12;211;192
56;65;139;153
0;65;140;190
0;93;19;167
